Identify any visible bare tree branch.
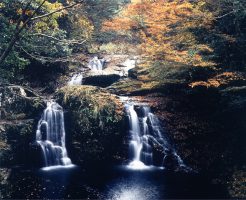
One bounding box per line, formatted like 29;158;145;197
215;10;236;19
29;33;86;45
19;46;76;63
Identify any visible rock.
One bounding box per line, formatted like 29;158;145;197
83;74;121;87
128;68;138;79
0;85;45;168
56;86;124;165
0;168;11;199
0;119;36;167
0;85;45;120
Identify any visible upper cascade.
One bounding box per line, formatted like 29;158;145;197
124;103;189;170
88;56;106;71
36;101;72;168
68;73;83;86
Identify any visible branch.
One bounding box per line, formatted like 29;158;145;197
18;46;75;63
29;33;86;45
215;10;236;19
30;0;84;21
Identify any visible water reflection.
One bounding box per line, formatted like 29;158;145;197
106;169;162;200
8;165;228;199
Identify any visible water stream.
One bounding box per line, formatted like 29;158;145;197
68;73;83;86
88;56;106;71
24;62;223;199
124;102;188;171
36;101;73;169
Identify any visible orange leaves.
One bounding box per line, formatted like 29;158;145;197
102;18;137;32
102;0;215;67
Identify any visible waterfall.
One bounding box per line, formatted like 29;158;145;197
68;73;83;86
125;103;188;170
36;101;72;169
88;56;105;71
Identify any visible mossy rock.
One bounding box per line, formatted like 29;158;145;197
56;85;124;165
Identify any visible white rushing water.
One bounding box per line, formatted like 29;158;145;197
68;73;83;86
125;103;188;170
88;56;105;71
36;101;72;169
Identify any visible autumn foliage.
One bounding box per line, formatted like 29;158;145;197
103;0;215;67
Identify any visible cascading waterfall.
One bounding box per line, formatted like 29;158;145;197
36;101;72;169
68;73;83;86
125;103;188;170
88;56;105;71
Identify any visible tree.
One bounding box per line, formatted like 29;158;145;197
103;0;246;70
103;0;215;67
0;0;87;80
204;0;246;69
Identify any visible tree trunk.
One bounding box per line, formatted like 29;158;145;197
0;34;19;66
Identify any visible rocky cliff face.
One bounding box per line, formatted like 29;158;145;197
0;85;46;198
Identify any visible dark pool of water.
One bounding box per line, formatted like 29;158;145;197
8;165;229;199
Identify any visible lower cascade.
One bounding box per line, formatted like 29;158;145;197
36;101;72;168
125;103;188;170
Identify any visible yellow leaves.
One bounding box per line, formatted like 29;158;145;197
34;21;50;32
42;1;65;18
70;16;94;40
102;17;137;33
77;17;94;38
16;8;34;16
189;72;246;88
17;8;22;15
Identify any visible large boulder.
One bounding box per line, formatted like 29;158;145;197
56;86;125;165
0;85;45;120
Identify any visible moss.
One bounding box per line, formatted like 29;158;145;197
56;86;124;164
